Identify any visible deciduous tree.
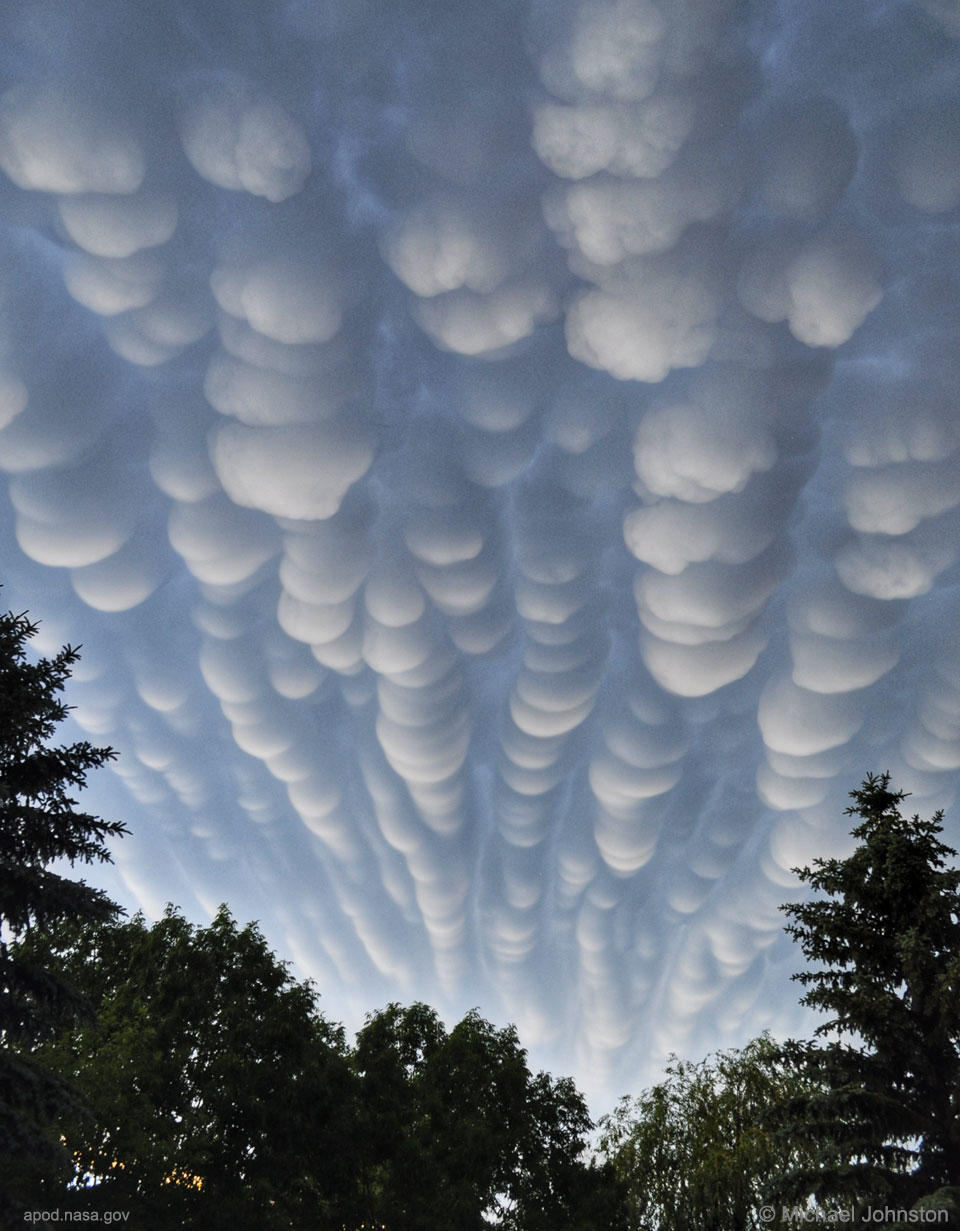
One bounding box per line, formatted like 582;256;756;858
18;905;359;1229
352;1001;625;1229
598;1032;817;1230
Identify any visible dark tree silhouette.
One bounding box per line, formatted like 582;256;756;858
352;1001;625;1230
0;601;126;1207
779;772;960;1212
598;1032;823;1231
19;906;358;1229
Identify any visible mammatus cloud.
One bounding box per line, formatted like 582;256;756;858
0;0;958;1101
179;75;312;204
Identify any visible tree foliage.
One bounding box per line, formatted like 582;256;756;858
599;1032;819;1230
0;603;126;1207
777;772;960;1211
14;917;623;1228
351;1001;625;1230
17;906;358;1229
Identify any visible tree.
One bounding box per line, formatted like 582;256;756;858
17;905;359;1229
0;602;127;1207
598;1032;819;1230
351;1001;625;1229
20;927;622;1229
778;772;960;1212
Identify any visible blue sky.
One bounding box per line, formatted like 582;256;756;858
1;0;959;1106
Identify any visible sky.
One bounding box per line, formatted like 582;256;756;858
1;0;959;1107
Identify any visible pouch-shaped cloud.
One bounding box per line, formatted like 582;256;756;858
757;674;864;756
63;251;164;316
890;100;960;214
9;460;136;568
641;622;768;696
149;403;220;503
277;592;356;648
738;228;883;348
832;362;960;467
844;459;960;536
787;573;903;641
70;530;169;613
634;547;786;644
545;155;739;263
593;806;661;871
756;761;831;811
104;290;211;366
58;191;177;258
835;521;960;600
902;647;960;774
565;242;722;381
416;279;557;356
623;481;781;573
363;610;436;679
590;716;681;813
0;83;145;194
213;313;354;378
632;384;776;503
760;98;857;222
535;0;667;102
416;550;500;617
455;356;551;434
211;257;343;346
382;195;518;297
204;352;357;426
210;419;375;521
364;557;427;628
0;372;28;432
179;77;311;203
199;633;270;705
789;628;899;695
281;511;374;605
532;92;695;180
377;708;471;787
167;494;278;585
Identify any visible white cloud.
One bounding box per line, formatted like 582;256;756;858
179;77;311;203
0;0;957;1108
58;191;177;258
565;252;721;380
211;257;343;346
532;92;695;179
0;83;144;194
738;228;883;349
209;420;374;521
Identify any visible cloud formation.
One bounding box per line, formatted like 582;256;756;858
0;0;958;1101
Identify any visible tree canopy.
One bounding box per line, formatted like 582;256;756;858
596;773;960;1227
777;772;960;1211
0;602;127;1210
5;599;957;1229
14;912;624;1228
16;905;358;1229
352;1000;624;1229
599;1032;820;1231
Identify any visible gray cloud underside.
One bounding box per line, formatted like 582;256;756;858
1;0;959;1099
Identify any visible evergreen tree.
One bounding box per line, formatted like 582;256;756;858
0;602;127;1204
778;772;960;1211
